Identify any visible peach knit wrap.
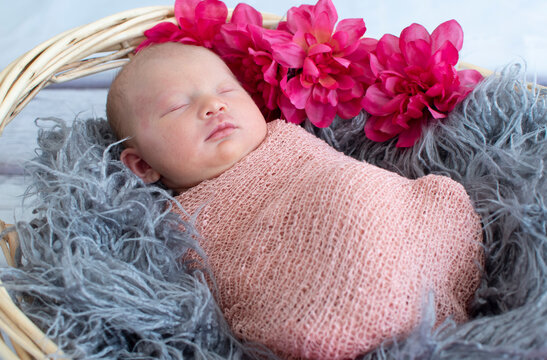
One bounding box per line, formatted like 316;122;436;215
174;119;483;359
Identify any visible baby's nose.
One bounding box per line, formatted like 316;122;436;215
202;96;227;118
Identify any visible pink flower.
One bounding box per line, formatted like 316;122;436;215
136;0;228;51
215;4;289;120
271;0;374;127
362;20;483;147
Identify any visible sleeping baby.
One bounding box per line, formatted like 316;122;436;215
107;42;483;359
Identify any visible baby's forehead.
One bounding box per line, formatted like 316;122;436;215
133;44;236;82
135;43;214;66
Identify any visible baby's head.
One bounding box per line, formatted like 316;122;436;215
107;42;267;193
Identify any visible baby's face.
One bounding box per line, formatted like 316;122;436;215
123;44;267;192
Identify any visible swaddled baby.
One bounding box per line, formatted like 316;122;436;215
107;42;483;359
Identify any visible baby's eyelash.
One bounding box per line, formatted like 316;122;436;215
162;104;188;117
172;104;189;112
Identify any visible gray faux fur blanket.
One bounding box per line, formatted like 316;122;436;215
1;63;546;359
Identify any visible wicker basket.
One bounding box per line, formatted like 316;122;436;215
0;5;542;359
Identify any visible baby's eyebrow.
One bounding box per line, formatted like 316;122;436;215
219;76;243;89
156;94;173;112
220;75;238;84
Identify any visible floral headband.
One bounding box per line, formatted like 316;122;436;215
137;0;483;147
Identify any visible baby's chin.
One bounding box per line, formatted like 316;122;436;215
213;142;251;173
192;139;260;185
216;132;263;165
176;129;267;192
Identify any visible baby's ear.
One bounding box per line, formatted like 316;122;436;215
120;147;161;184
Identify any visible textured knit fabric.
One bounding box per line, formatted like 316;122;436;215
173;119;483;360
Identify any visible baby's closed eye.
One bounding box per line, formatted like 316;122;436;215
161;103;188;117
218;86;237;94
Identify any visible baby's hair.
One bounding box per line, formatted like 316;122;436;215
106;60;134;142
106;44;161;143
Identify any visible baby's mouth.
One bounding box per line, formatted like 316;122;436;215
205;122;237;141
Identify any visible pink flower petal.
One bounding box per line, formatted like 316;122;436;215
379;115;404;134
391;113;409;129
338;83;364;102
368;53;383;77
396;118;425;147
402;39;432;67
431;41;459;66
305;98;337;127
303;57;321;78
279;94;306;124
231;3;262;26
362;84;405;116
175;0;201;25
357;17;478;147
304;32;318;47
143;22;180;39
194;0;228;24
335;18;367;45
311;85;337;105
457;69;483;87
218;24;249;52
330;31;347;52
260;28;293;47
430;63;456;87
383;76;402;96
427;105;449;119
431;19;463;52
271;42;306;67
308;43;332;56
425;82;444;98
284;76;312;109
332;56;351;68
174;34;202;46
360;37;379;54
315;0;338;31
263;83;278;110
313;11;335;43
285;4;313;34
319;74;338;89
405;95;427;119
376;34;401;63
336;98;362;119
336;74;355;90
276;20;289;32
327;89;338;106
400;23;431;47
138;23;181;51
262;59;279;85
364;115;400;142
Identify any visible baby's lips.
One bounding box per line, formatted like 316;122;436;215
206;121;237;141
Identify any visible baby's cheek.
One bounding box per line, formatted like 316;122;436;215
215;140;246;166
